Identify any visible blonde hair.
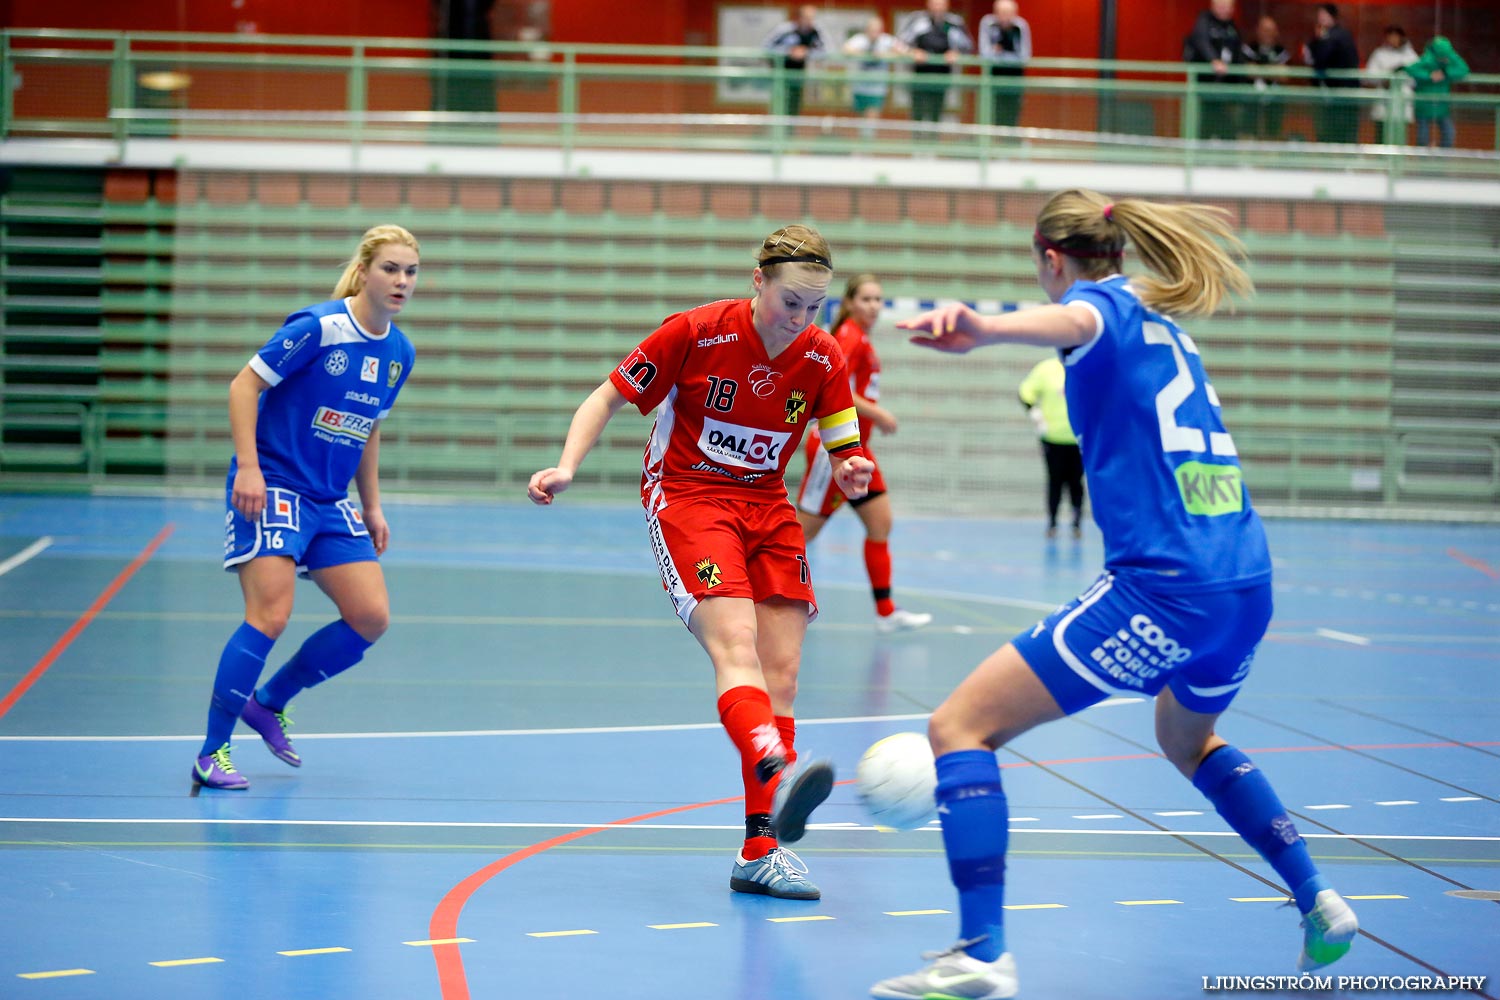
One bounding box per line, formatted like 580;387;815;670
1034;189;1252;316
333;224;421;299
756;224;834;281
832;272;880;332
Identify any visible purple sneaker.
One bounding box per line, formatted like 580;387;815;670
193;743;249;790
240;694;302;767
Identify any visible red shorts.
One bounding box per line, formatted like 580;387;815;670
646;494;817;627
796;438;887;518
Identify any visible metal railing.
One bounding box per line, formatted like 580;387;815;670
4;28;1498;186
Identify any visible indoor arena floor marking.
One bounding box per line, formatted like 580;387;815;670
16;969;94;980
525;929;597;938
1003;903;1067;911
886;909;950;917
278;947;351;957
1115;899;1183;906
403;938;473;947
648;922;717;930
148;957;223;968
766;915;835;923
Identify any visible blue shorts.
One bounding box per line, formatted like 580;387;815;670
223;482;376;574
1012;572;1273;715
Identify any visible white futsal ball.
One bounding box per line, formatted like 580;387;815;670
856;732;938;831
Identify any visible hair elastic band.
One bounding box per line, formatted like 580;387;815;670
1033;230;1123;260
760;253;833;269
1103;202;1115;221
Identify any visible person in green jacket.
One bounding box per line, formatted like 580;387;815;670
1405;35;1469;148
1018;355;1084;539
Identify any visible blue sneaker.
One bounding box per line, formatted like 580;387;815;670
730;847;821;900
192;743;249;790
240;694;301;767
771;758;834;843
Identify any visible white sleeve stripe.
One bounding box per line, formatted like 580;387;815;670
1063;301;1107;367
249;354;282;386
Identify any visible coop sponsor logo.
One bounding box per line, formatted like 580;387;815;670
697;417;790;471
1084;612;1194;690
311;406;374;443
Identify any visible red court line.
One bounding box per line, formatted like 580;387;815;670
0;523;176;720
429;792;748;1000
428;735;1500;998
1446;547;1500;581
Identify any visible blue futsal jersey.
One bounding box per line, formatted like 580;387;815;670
1060;276;1270;591
235;298;415;501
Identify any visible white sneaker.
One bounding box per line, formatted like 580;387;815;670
871;943;1018;999
1298;889;1358;971
876;608;933;633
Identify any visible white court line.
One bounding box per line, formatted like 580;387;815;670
1314;628;1372;646
0;817;1495;841
0;700;1145;742
0;536;53;577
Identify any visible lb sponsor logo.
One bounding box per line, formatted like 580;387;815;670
311;406;374;442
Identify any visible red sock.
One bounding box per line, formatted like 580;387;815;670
718;685;785;823
775;715;798;769
865;539;896;616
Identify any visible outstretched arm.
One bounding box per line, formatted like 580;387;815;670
528;380;631;505
900;301;1099;352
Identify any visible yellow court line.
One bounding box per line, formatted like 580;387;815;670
648;922;718;930
526;929;597;938
16;969;95;979
1004;903;1067;910
767;915;836;923
278;947;352;957
402;938;474;947
1116;899;1182;906
149;957;223;968
885;909;951;917
1232;897;1291;903
1347;894;1408;900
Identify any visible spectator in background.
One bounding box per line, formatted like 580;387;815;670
1303;3;1360;144
1405;36;1470;149
1183;0;1247;140
898;0;974;125
1242;16;1291;140
1018;355;1084;540
978;0;1032;129
1364;26;1418;144
843;15;906;138
764;5;829;119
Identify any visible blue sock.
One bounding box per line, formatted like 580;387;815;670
1192;744;1326;913
201;622;276;756
256;619;373;711
935;749;1009;962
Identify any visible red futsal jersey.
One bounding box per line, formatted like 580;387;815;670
608;298;862;508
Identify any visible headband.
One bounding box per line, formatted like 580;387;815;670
1033;230;1123;260
760;253;833;269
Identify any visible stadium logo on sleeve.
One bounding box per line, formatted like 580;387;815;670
695;558;723;588
803;349;832;372
324;349;350;376
387;361;403;387
784;389;808;424
618;349;658;393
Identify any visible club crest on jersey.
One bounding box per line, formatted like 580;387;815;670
618;349;658;393
387;360;403;387
324;349;350;376
695;558;722;588
749;364;781;398
784;389;808;424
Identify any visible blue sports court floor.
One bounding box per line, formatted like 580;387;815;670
1;494;1496;999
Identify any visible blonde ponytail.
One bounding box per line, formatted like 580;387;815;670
1034;189;1252;317
333;224;421;298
